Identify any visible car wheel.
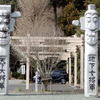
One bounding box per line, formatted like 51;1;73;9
61;79;66;84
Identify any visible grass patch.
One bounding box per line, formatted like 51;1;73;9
38;90;72;92
15;87;22;92
38;90;57;92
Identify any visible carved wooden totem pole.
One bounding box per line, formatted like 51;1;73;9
0;5;21;95
72;4;100;97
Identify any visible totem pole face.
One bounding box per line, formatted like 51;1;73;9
85;5;98;45
0;10;11;45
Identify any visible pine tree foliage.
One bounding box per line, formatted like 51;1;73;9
57;2;79;36
50;0;84;36
50;0;84;10
50;0;68;8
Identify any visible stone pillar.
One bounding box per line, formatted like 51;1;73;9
69;54;71;84
26;34;30;89
84;5;98;97
72;4;100;97
35;72;38;92
0;5;21;95
74;48;77;86
80;35;84;89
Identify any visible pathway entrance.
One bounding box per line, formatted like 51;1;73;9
10;34;84;91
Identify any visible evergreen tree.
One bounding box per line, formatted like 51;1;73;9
50;0;84;10
57;2;79;36
50;0;84;36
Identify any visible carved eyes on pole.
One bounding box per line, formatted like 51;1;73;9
86;16;98;23
86;17;91;23
4;19;10;25
93;17;98;23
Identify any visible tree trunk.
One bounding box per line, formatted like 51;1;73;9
43;80;48;91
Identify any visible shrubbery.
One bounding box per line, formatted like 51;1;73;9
12;72;23;79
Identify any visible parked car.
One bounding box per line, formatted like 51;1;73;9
32;70;69;84
50;70;69;84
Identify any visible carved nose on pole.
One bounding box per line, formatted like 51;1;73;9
89;22;96;31
0;25;8;32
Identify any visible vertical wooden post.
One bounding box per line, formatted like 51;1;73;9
80;35;84;89
26;34;30;89
69;53;71;84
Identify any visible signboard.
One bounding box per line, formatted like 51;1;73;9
21;65;25;75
